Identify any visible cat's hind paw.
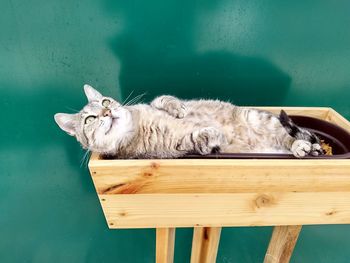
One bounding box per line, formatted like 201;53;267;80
291;140;312;158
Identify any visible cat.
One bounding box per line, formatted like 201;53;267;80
54;84;324;159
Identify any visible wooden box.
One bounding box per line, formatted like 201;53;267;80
88;107;350;229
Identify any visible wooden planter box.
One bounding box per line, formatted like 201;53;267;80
88;107;350;263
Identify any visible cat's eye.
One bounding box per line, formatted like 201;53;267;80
85;115;96;124
102;99;111;107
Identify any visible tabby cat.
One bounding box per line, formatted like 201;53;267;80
54;85;324;159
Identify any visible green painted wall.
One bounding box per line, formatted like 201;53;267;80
1;0;350;262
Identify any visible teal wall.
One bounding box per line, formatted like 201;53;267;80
1;0;350;262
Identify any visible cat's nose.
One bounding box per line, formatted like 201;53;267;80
102;109;112;117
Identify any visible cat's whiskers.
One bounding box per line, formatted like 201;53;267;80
80;136;99;167
80;149;91;168
121;90;134;106
65;106;80;113
124;93;142;106
124;93;146;106
124;95;142;106
85;150;92;167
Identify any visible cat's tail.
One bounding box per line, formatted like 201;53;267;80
279;110;300;138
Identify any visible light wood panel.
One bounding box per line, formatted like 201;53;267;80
264;225;302;263
99;192;350;228
90;159;350;194
156;228;175;263
326;108;350;133
190;227;221;263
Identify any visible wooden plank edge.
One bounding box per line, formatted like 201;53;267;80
89;158;350;169
100;192;350;229
326;108;350;133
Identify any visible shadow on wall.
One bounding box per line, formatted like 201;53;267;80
103;0;291;105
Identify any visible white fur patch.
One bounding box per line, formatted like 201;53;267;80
291;140;312;158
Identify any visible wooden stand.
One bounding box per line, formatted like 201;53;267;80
155;225;301;263
264;225;302;263
190;227;222;263
156;228;175;263
89;107;350;263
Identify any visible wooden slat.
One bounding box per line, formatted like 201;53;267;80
264;225;302;263
156;228;175;263
190;227;222;263
99;192;350;229
89;159;350;194
326;108;350;133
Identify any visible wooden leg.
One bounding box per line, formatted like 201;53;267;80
264;225;302;263
156;228;176;263
190;227;222;263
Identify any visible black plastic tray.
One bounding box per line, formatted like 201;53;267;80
183;115;350;159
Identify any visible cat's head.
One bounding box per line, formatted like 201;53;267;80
54;85;134;154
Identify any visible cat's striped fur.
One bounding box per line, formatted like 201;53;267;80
54;85;324;159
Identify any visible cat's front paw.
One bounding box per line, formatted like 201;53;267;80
151;96;186;118
193;127;227;155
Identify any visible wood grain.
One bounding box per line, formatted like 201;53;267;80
190;227;222;263
89;159;350;194
264;225;302;263
99;192;350;229
156;228;175;263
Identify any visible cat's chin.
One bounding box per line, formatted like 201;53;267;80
105;117;119;135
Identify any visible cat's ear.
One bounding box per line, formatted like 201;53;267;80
54;113;79;136
84;84;103;102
